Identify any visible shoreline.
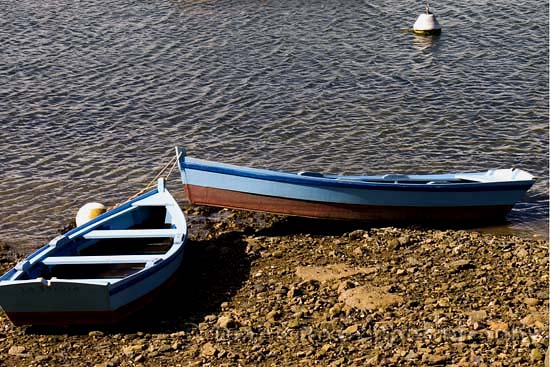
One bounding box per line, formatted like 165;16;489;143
1;208;548;366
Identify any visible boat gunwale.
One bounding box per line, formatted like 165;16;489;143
180;157;536;193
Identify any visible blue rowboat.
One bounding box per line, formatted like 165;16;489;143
175;147;535;223
0;179;187;326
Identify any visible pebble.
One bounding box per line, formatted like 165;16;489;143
200;342;217;357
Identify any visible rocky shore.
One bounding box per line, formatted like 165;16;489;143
0;207;548;367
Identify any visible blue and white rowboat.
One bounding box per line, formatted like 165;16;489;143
0;178;187;326
176;147;536;223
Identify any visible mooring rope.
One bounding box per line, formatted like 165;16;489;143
111;150;182;208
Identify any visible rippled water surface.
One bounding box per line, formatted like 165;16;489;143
1;0;548;247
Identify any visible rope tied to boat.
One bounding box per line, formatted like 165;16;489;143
112;150;182;208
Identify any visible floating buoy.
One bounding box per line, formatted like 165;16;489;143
412;1;441;36
76;202;106;227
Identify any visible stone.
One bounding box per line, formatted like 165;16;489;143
266;309;280;322
217;315;238;329
158;344;172;353
524;297;540;306
288;319;301;329
200;342;217;357
388;238;401;250
317;344;331;357
338;285;403;311
8;346;26;356
489;321;509;332
343;324;359;335
122;344;145;356
204;314;217;322
422;352;449;365
295;264;376;283
352;247;364;257
468;310;488;322
531;348;544;362
448;260;474;272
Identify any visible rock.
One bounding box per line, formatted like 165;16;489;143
122;344;145;356
398;235;412;247
404;350;419;361
200;342;217;357
295;264;376;283
338;285;403;311
328;304;343;318
8;346;26;356
88;330;104;337
0;242;10;251
520;312;546;327
317;344;331;357
347;230;368;240
524;297;540;306
319;319;339;331
157;344;172;353
515;248;529;258
288;319;301;329
531;348;544;362
467;310;488;323
35;355;50;362
388;238;401;250
489;321;509;332
447;260;474;272
343;324;359;335
436;298;451;308
422;352;449;365
217;315;238;329
266;309;281;322
204;314;217;322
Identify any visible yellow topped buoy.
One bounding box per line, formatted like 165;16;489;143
76;202;106;227
412;1;441;36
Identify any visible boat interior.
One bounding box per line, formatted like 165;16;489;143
23;206;178;282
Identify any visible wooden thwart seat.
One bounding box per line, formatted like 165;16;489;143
42;254;162;266
83;228;178;239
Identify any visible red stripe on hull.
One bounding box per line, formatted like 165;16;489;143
5;272;180;326
184;184;512;222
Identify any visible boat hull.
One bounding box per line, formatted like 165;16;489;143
176;148;535;223
0;179;188;326
2;264;182;326
184;184;514;222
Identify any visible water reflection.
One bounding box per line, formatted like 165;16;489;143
412;34;441;52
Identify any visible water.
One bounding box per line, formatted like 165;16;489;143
1;0;548;248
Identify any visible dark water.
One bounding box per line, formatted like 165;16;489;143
1;0;548;247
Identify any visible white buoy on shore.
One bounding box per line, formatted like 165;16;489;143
412;1;441;36
76;202;106;227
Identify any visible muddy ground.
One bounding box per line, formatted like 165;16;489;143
0;207;548;366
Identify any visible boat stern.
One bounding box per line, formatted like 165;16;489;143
0;278;112;326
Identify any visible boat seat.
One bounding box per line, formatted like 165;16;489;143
56;278;123;284
83;228;178;239
42;254;163;266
